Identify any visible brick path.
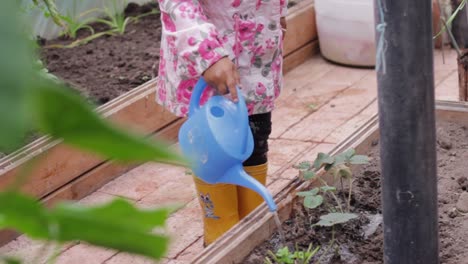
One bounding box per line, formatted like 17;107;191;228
0;50;459;264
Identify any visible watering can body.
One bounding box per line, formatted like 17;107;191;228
178;77;277;212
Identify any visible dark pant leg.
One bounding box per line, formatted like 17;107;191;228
243;112;272;166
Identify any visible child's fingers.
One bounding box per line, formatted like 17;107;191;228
233;67;241;88
217;83;228;95
226;76;238;102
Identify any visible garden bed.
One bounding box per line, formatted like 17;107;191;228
193;101;468;264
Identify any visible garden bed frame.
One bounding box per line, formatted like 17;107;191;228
0;0;318;246
191;100;468;263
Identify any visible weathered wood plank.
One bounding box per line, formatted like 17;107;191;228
283;0;317;56
283;40;320;74
0;79;178;200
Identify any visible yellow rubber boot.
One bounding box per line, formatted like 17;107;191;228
237;163;268;219
193;177;240;246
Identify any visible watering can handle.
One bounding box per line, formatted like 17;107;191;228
188;77;248;117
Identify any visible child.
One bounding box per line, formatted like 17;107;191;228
156;0;288;246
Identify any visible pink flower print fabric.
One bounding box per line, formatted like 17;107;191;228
156;0;288;117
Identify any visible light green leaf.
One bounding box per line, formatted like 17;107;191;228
332;149;356;166
320;186;336;192
49;199;170;259
303;171;316;180
0;192;50;239
31;83;186;165
294;161;312;171
0;192;170;260
297;188;319;197
1;257;22;264
342;148;356;160
331;164;353;179
304;195;323;209
313;153;334;170
0;1;35;152
349;155;369;165
314;213;358;227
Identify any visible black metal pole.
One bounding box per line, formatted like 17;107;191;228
374;1;439;263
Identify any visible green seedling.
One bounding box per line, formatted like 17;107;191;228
265;243;319;264
292;149;369;262
96;0;132;35
58;8;100;39
96;0;159;35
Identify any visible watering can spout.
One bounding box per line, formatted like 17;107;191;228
219;164;277;212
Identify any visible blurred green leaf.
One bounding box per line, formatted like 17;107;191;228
296;188;319;197
304;195;323;209
333;148;355;166
31;83;186;165
313;153;334;170
303;171;316;180
0;192;49;239
349;155;369;165
331;164;353;179
294;161;312;171
320;186;336;192
49;199;170;259
0;1;35;152
1;257;22;264
0;192;170;260
314;213;358;227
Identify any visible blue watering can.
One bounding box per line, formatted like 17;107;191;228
178;77;277;212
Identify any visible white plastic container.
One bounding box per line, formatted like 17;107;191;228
315;0;376;67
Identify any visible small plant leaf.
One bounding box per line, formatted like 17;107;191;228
296;188;319;197
320;186;337;192
304;195;324;209
331;164;353;179
342;148;356;160
294;161;312;171
313;153;334;170
314;213;358;227
349;155;369;164
303;171;316;180
332;148;356;166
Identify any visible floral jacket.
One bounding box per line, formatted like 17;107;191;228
156;0;288;117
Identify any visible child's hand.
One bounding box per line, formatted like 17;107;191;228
202;57;240;102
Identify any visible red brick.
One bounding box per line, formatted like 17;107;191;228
98;163;187;201
103;252;155;264
55;243;117;264
164;200;203;259
174;236;203;261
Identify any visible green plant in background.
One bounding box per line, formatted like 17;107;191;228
58;8;100;39
96;0;160;35
294;149;369;220
32;0;63;27
96;0;132;35
1;1;186;262
265;243;320;264
292;149;369;262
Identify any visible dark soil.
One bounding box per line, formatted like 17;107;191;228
244;120;468;264
39;2;162;105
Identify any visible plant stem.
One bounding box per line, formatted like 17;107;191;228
319;178;343;213
315;226;336;264
347;178;353;212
